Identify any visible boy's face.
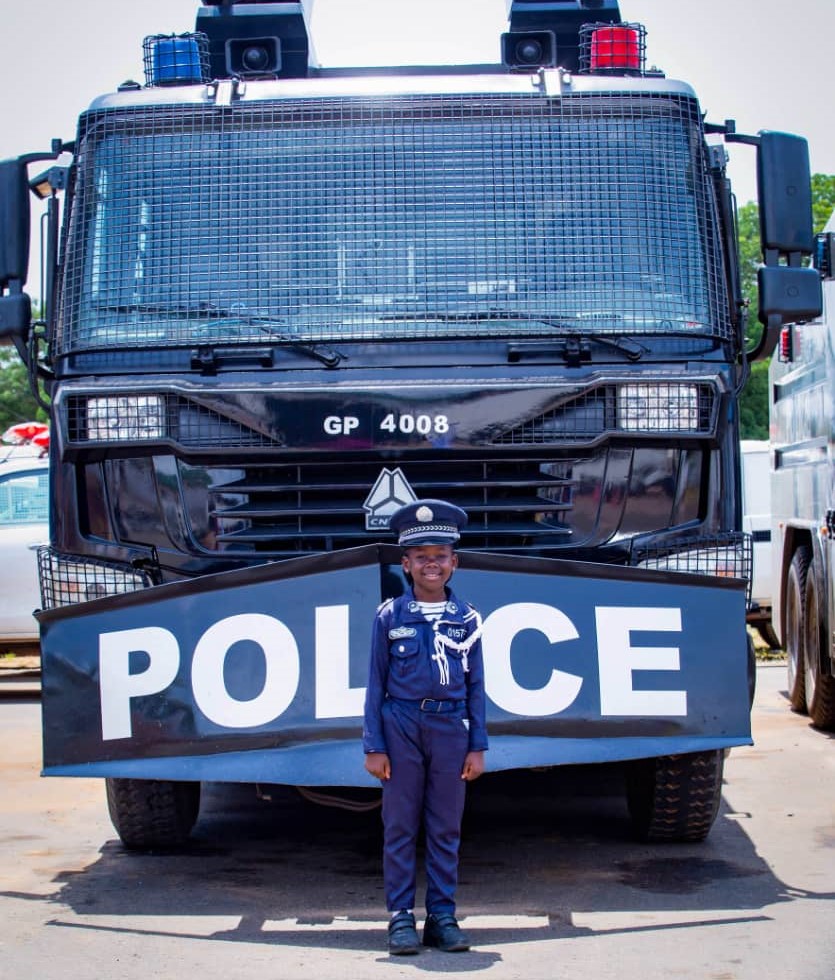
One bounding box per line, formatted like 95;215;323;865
401;544;457;598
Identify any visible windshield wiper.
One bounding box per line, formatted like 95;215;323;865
96;304;345;368
380;309;702;363
379;310;647;362
245;318;346;368
508;335;647;364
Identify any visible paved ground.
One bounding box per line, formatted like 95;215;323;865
0;663;833;980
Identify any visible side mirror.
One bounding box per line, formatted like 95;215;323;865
758;265;822;327
0;158;31;287
747;132;822;360
757;132;815;254
0;157;33;345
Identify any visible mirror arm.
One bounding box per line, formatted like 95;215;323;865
745;313;782;362
26;320;53;412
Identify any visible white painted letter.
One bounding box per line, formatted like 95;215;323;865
482;602;583;716
191;613;300;728
315;605;365;719
595;606;687;716
99;626;180;740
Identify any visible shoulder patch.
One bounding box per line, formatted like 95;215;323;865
376;597;395;614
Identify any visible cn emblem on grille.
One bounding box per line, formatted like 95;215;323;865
363;467;418;530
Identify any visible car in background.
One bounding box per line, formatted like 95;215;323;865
0;451;49;645
741;439;778;648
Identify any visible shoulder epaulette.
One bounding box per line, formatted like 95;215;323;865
463;601;481;622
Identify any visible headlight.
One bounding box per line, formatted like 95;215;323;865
617;383;699;432
86;395;166;441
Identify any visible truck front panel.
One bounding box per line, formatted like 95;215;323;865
35;68;754;781
39;544;750;782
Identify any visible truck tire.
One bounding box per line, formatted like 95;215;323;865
803;562;835;731
626;750;724;843
785;547;810;712
105;778;201;850
755;619;780;650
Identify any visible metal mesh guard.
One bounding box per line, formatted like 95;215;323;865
142;33;210;87
59;91;730;352
578;22;647;75
631;532;753;606
38;547;152;610
65;392;281;448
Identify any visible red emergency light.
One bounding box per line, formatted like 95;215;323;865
591;26;639;70
580;22;646;76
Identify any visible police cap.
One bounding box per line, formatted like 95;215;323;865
389;498;468;547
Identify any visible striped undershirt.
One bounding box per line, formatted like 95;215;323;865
417;600;447;623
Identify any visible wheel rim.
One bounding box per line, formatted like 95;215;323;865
787;568;803;694
804;573;820;712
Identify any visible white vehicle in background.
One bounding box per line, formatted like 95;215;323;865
0;451;49;645
770;210;835;730
741;439;778;648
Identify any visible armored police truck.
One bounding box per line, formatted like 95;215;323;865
0;0;822;847
770;210;835;731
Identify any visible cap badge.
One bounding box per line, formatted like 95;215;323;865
416;505;434;522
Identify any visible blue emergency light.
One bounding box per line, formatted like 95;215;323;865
143;33;210;87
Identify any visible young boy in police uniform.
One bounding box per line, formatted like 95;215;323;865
363;499;488;955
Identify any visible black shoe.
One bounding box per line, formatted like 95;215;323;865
422;912;471;952
388;911;419;955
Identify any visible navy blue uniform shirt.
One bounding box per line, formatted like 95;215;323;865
363;585;489;754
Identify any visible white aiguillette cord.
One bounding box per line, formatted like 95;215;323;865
430;610;484;685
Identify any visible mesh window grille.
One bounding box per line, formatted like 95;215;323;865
57;91;729;353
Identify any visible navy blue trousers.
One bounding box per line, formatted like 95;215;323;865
381;698;469;914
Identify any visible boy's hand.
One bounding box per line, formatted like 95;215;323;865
461;750;485;781
365;751;391;781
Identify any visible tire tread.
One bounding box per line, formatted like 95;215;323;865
786;548;811;712
627;750;724;843
105;778;200;850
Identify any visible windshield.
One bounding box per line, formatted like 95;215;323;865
58;91;730;352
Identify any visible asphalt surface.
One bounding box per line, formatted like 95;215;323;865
0;663;833;980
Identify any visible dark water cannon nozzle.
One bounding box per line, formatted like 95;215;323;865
196;0;313;80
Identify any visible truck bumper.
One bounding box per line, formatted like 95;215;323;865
38;544;752;781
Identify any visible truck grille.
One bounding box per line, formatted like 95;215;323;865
207;457;577;556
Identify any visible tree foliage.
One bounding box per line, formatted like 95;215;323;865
811;173;835;235
738;173;834;440
0;347;48;434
